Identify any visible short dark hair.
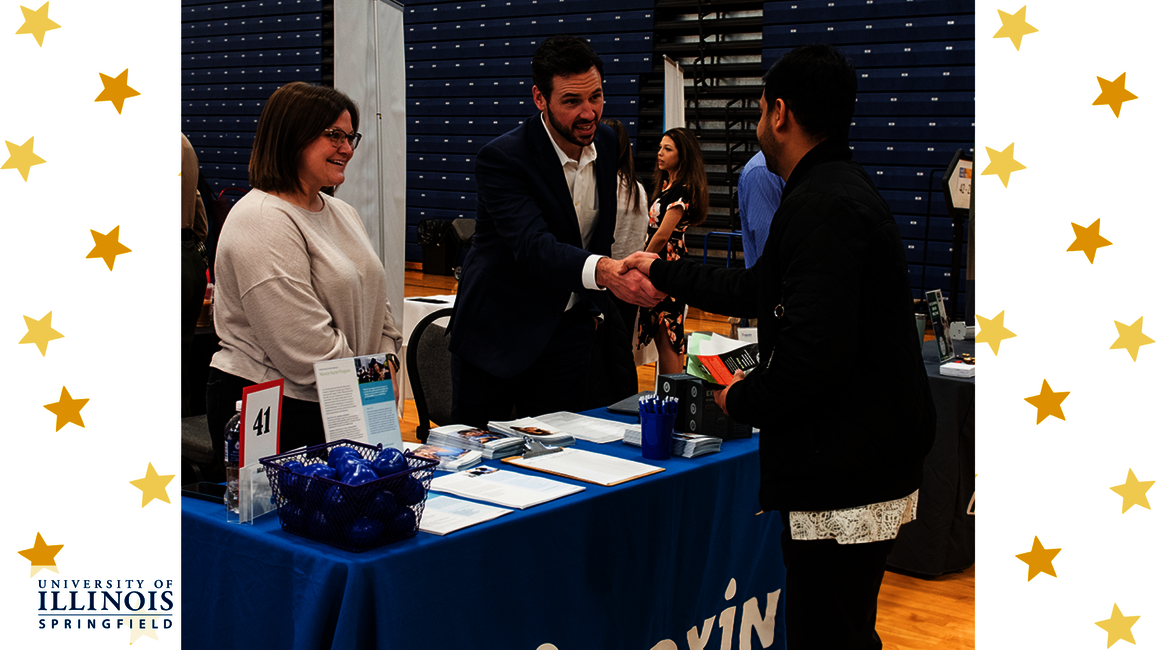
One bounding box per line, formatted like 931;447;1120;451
532;35;604;100
249;82;360;194
763;44;857;142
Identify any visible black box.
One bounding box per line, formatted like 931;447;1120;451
656;373;703;433
700;382;753;440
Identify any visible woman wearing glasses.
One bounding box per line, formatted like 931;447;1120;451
206;82;402;471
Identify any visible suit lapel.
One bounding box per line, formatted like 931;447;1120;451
528;114;582;244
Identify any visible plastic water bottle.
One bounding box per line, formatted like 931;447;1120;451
224;400;241;514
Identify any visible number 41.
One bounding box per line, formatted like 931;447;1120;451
252;407;271;436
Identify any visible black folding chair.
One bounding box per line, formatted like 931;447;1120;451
406;308;455;442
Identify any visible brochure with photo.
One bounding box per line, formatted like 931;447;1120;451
313;353;402;449
427;424;525;459
487;416;575;448
403;441;482;472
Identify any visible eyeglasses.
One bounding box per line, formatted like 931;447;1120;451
322;127;362;151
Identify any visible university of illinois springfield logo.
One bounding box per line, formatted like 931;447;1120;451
18;532;177;643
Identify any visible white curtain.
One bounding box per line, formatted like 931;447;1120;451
663;55;685;131
334;0;407;320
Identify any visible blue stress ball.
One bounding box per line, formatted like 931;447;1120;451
390;507;417;537
308;509;337;540
358;490;398;520
348;517;385;547
370;448;408;478
323;486;355;523
279;461;306;501
335;457;374;482
395;477;425;506
301;464;337;504
327;446;362;468
280;502;307;532
344;464;379;487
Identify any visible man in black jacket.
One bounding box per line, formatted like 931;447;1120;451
626;44;936;649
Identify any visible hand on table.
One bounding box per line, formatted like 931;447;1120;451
596;254;665;307
716;369;745;416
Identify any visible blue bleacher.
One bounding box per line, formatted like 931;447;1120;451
764;0;972;23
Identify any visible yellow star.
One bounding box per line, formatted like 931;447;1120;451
975;311;1017;355
19;311;64;356
1015;536;1060;581
15;2;61;47
982;143;1026;188
44;386;88;431
1024;379;1068;424
94;69;141;114
125;616;162;644
1111;317;1155;362
1093;73;1138;118
129;463;175;508
2;137;47;181
87;226;132;270
1095;604;1140;648
1068;219;1113;263
17;532;63;577
993;6;1039;51
1110;469;1155;514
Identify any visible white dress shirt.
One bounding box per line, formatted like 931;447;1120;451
540;114;605;310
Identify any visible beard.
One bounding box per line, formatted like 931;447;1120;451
545;104;597;148
759;130;784;178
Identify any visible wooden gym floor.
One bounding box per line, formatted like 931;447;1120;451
401;263;975;649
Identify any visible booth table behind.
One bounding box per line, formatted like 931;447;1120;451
885;340;976;577
182;415;788;650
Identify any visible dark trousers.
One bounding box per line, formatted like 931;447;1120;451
779;512;897;650
204;368;326;482
451;308;595;427
181;239;208;417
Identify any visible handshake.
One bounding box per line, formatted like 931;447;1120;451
595;252;664;308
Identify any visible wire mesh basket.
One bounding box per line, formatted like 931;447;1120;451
260;439;437;552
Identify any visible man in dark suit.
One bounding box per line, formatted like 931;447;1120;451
625;45;936;649
449;36;661;426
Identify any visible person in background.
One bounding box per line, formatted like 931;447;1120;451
637;127;708;376
623;45;935;649
206;82;402;459
181;134;209;418
737;150;784;268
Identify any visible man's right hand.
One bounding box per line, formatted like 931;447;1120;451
595;256;665;307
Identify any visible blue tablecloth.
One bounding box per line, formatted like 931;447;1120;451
182;410;787;649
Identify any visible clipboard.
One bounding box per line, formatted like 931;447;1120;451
501;447;664;487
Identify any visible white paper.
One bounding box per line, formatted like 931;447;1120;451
313;354;402;449
535;411;625;444
510;448;662;487
418;495;511;536
430;466;584;509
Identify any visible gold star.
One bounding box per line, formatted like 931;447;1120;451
94;69;141;114
1095;604;1140;648
1024;379;1068;424
15;2;61;47
2;137;47;181
44;386;88;431
19;311;64;356
87;226;132;270
17;532;63;577
982;143;1026;188
125;615;162;644
1068;219;1113;263
993;6;1039;50
1110;469;1155;514
1111;317;1155;362
1094;73;1138;118
130;463;175;508
975;311;1017;355
1015;536;1060;581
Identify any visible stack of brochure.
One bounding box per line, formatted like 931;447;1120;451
427;424;524;460
622;424;723;458
487;416;575;448
403;441;482;472
534;411;624;444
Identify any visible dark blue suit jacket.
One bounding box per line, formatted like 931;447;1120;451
449;114;618;378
